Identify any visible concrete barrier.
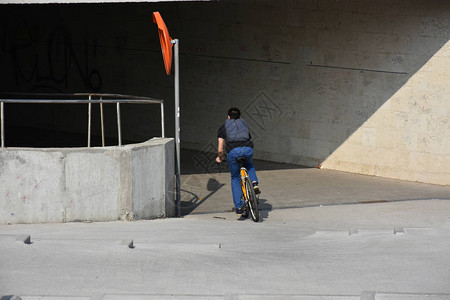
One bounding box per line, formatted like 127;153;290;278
0;138;175;224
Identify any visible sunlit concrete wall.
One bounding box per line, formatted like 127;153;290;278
321;42;450;185
0;1;449;185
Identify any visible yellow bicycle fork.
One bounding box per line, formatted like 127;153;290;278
240;167;248;200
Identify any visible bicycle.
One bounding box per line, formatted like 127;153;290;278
237;157;260;222
218;157;260;222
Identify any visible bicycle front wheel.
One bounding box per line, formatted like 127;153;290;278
245;177;259;222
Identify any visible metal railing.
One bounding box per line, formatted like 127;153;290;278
0;93;165;148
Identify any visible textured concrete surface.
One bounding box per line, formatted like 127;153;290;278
0;138;175;224
0;200;449;299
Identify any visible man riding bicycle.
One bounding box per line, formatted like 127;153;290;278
216;107;260;215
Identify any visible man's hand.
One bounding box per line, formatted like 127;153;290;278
217;138;225;164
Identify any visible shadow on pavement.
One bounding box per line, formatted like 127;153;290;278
258;198;273;223
180;177;226;216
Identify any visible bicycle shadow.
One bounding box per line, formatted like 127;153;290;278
180;177;226;216
257;197;272;222
238;197;272;222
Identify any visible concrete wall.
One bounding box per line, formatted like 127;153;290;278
177;0;450;185
0;138;175;224
0;1;449;185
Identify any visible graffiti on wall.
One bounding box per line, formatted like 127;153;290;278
2;26;102;92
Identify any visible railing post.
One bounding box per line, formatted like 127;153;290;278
88;95;92;148
100;96;105;147
117;102;122;146
1;101;4;149
161;102;165;138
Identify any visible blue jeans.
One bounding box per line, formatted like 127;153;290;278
227;147;259;210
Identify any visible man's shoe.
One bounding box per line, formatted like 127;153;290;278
235;205;245;215
252;182;261;194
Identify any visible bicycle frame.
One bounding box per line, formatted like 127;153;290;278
234;157;260;222
240;167;249;200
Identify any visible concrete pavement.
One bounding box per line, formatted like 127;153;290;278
1;149;450;299
1;200;450;299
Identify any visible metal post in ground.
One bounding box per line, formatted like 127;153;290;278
172;38;181;217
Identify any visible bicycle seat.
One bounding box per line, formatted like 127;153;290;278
237;157;247;165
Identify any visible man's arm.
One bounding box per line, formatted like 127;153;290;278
216;137;225;163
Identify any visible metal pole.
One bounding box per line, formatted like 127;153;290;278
172;38;181;217
160;102;165;138
1;101;4;149
88;95;92;147
100;96;105;147
117;102;122;146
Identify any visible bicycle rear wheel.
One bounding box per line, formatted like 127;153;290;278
245;177;259;222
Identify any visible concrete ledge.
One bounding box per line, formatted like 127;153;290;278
365;292;450;300
0;138;175;224
2;294;449;300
